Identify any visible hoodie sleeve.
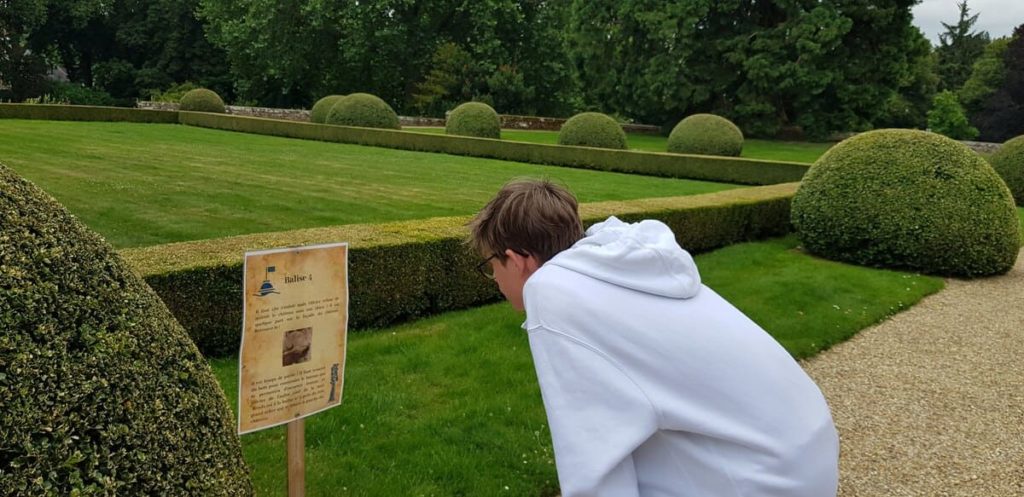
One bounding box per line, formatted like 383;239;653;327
527;325;659;497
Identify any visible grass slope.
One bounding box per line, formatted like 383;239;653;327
1019;207;1024;243
407;127;833;163
210;235;943;496
0;120;737;248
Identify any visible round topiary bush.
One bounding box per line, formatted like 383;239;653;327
0;162;252;496
557;112;627;149
446;102;501;138
178;88;226;113
987;134;1024;206
791;129;1020;277
667;114;744;156
325;93;401;129
310;94;346;124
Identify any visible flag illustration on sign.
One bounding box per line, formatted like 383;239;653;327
256;266;279;296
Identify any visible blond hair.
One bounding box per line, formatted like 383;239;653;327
467;179;584;265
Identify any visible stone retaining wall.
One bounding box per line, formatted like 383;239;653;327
829;131;1001;155
498;114;661;134
138;101;312;121
136;101;661;133
960;140;1002;155
402;116;445;127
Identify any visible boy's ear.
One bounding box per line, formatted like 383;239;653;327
503;249;525;270
504;249;539;275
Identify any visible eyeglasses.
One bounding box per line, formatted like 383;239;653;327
475;249;529;280
476;253;499;280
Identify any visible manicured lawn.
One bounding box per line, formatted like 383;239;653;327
698;236;944;357
0;120;738;248
1019;206;1024;244
209;234;942;497
407;127;833;163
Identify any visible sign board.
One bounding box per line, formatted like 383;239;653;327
238;242;348;434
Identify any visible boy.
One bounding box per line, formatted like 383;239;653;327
468;179;839;497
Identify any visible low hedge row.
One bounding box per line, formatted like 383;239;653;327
178;112;809;186
0;104;809;185
120;183;798;357
0;103;179;123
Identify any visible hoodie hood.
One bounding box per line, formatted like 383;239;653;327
546;216;701;299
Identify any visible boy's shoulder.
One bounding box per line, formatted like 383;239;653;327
523;263;606;323
527;262;595;296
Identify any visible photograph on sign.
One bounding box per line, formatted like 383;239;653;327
238;242;349;435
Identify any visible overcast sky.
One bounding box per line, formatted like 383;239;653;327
912;0;1023;44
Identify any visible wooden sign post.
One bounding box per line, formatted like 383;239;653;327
288;419;306;497
237;243;349;497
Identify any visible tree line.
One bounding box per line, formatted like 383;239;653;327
1;0;1021;140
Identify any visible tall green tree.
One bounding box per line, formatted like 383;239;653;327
935;0;989;91
7;0;231;102
567;1;720;127
198;0;337;107
960;37;1010;115
471;0;579;116
927;90;978;139
410;42;479;117
199;0;579;114
104;0;233;99
22;0;114;88
726;1;854;136
736;0;928;136
974;24;1024;142
0;0;49;100
303;0;423;109
567;0;927;137
876;34;939;130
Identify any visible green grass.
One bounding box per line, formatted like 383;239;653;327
0;120;738;248
1017;206;1024;245
407;127;833;163
212;306;556;497
1018;206;1023;238
210;234;943;497
699;236;944;357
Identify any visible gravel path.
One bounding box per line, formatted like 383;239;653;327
802;249;1024;496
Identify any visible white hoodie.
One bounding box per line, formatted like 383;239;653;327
523;217;839;497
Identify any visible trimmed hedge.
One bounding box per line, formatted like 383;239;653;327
179;88;226;113
310;95;346;124
0;105;808;186
0;163;251;495
325;93;400;129
988;135;1024;206
0;103;179;123
557;112;627;149
121;183;797;357
792;129;1020;276
446;102;501;139
668;114;744;157
178;112;809;186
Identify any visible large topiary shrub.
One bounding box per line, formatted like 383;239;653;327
667;114;744;157
557;112;627;149
325;93;401;129
445;102;500;138
310;94;346;124
792;129;1019;277
987;134;1024;206
178;88;226;113
0;162;252;495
